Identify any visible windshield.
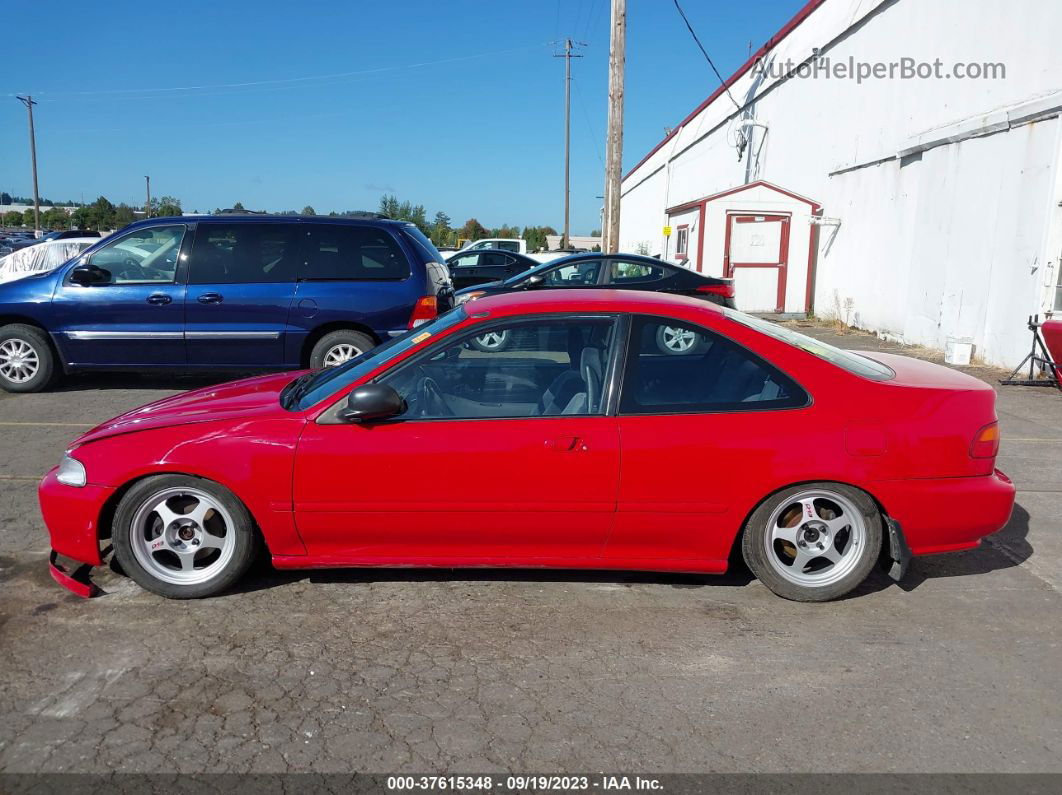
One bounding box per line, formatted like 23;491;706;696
286;307;468;410
725;309;894;381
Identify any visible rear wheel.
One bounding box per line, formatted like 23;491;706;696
310;329;375;369
470;329;512;352
0;324;57;393
741;483;882;602
113;475;259;599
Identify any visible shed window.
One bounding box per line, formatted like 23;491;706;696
676;226;689;256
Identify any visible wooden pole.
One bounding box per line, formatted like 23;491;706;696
16;96;40;234
602;0;626;254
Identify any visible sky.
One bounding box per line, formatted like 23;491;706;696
2;0;804;235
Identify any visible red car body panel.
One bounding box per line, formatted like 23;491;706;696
37;289;1016;593
1042;318;1062;387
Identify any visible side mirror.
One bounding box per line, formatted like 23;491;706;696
337;383;405;423
526;274;544;287
69;263;112;286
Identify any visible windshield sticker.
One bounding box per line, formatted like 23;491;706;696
411;332;432;345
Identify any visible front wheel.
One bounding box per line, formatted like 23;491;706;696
0;324;57;393
741;483;882;602
112;475;259;599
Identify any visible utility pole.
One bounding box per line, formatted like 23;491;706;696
554;38;584;250
601;0;626;254
144;175;151;218
15;95;40;235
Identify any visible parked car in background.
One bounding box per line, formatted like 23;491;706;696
39;289;1014;602
0;237;99;285
1;229;100;256
445;248;540;290
0;214;453;392
454;252;735;351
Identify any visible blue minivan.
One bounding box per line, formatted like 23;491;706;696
0;214;453;392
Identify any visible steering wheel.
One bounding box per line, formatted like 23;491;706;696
416;375;453;417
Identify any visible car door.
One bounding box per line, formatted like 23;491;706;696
608;314;811;566
184;222;298;366
49;223;188;367
292;315;622;562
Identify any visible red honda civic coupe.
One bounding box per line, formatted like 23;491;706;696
39;290;1014;602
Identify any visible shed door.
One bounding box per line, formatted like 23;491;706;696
725;213;789;313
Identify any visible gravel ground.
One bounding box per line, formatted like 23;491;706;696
0;327;1060;775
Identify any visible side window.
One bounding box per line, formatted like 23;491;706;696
620;316;807;414
609;259;667;285
189;224;298;284
301;225;410;280
380;318;616;419
541;260;600;287
675;227;689;256
85;225;185;284
479;251;508;267
449;253;479;269
496;241;520;253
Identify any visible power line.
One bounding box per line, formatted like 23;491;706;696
8;43;547;100
671;0;742;112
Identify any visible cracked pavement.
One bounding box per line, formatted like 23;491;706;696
1;327;1060;774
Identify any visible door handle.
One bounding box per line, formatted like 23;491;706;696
197;292;224;304
547;436;588;452
146;293;172;305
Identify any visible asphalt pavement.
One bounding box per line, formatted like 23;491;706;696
0;327;1060;774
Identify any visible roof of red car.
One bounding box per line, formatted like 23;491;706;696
466;288;725;318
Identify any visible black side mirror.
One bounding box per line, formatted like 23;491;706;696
337;383;405;423
69;263;112;286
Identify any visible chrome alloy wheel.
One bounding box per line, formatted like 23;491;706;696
323;343;363;367
763;489;867;588
129;487;237;586
659;325;697;353
473;330;510;350
0;339;39;384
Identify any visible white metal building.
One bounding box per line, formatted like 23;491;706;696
619;0;1062;367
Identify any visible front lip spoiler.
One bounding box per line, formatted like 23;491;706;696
49;550;101;598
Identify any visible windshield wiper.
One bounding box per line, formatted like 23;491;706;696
281;372;316;410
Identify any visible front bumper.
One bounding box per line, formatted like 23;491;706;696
874;468;1015;556
38;468;114;567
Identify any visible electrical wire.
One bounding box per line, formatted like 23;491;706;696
7;43;547;100
671;0;743;112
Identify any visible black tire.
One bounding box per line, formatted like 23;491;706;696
112;474;259;599
0;323;57;393
741;482;883;602
309;329;375;369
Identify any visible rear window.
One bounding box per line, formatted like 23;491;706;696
725;310;894;381
300;225;410;281
402;224;447;264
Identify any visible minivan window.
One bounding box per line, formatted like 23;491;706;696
189;223;298;284
85;225;185;284
301;225;409;281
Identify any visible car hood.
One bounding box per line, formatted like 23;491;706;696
73;371;305;446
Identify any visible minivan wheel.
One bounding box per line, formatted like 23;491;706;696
113;474;259;599
470;329;512;352
741;482;882;602
310;330;375;369
0;324;57;393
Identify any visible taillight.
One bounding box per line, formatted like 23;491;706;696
408;295;438;328
970;422;1000;459
696;282;735;298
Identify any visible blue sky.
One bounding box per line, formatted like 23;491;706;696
2;0;802;234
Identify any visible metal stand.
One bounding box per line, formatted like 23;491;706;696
1000;315;1061;389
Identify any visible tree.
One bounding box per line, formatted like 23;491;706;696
457;218;488;242
1;193;11;205
590;228;601;237
523;225;557;252
378;194;400;218
232;201;246;211
71;206;93;229
22;209;34;227
431;211;452;246
41;207;69;230
3;210;23;226
113;204;136;227
154;196;182;217
89;196;116;230
301;205;316;216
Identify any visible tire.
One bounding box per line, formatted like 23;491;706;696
310;329;375;369
470;329;512;352
655;325;702;355
741;482;882;602
0;324;57;393
112;474;259;599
